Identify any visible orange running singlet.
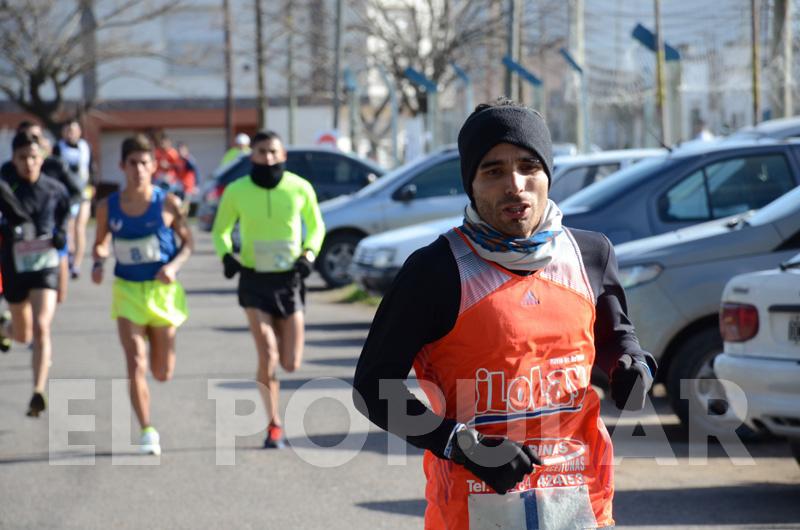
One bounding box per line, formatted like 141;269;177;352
413;228;614;530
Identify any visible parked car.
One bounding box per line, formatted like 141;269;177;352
727;115;800;142
318;146;464;287
350;215;461;294
615;184;800;437
714;253;800;464
549;148;666;203
196;147;385;231
560;140;800;244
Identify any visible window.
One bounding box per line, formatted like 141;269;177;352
661;169;710;221
407;158;462;199
660;154;795;222
550;163;621;203
550;167;591;202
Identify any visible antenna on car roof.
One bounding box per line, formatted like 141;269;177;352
646;126;673;153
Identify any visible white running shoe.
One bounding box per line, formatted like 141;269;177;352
140;427;161;456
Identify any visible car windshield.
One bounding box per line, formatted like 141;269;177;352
559;155;671;210
352;153;456;198
748;184;800;226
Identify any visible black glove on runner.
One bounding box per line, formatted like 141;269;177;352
610;353;655;410
450;428;541;494
222;253;242;279
51;230;67;250
293;255;314;279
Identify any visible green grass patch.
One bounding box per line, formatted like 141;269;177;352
338;285;382;306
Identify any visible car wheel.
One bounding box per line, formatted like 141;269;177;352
666;327;760;440
318;232;364;288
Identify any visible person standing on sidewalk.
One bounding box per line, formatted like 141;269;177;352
91;134;193;455
212;130;324;449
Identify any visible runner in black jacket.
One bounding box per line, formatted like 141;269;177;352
0;131;70;417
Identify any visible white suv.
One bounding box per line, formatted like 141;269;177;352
714;253;800;465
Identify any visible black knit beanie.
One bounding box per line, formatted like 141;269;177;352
457;105;553;200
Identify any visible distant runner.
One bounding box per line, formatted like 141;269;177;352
92;134;193;455
0;131;70;416
212;130;324;449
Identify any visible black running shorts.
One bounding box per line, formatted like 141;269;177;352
237;267;304;319
1;266;59;304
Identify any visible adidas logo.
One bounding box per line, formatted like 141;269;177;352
522;289;539;306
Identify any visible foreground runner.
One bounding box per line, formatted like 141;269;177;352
0;131;70;416
92;135;193;455
354;99;657;529
212;130;324;449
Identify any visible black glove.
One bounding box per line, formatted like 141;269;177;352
450;428;541;494
222;253;242;279
610;353;655;410
293;255;314;279
52;230;67;250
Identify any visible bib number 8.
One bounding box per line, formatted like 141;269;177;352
130;247;143;263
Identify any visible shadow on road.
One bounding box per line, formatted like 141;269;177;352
355;499;425;517
307;357;358;368
614;483;800;526
214;376;354;391
305;322;372;332
184;287;236;296
305;337;365;348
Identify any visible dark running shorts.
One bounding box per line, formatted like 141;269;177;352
237;267;305;319
1;267;58;304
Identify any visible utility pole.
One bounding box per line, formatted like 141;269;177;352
254;0;267;129
569;0;586;151
776;0;793;116
223;0;234;148
287;0;296;144
332;0;343;130
505;0;519;99
654;0;668;145
751;0;761;125
79;0;97;112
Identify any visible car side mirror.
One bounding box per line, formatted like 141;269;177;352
394;183;417;202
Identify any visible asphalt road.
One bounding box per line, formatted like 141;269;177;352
0;231;798;529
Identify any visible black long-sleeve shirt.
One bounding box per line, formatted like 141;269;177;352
0;170;70;244
352;228;654;459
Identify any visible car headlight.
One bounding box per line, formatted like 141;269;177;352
618;263;663;289
371;248;396;269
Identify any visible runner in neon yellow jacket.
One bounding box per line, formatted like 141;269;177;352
211;130;324;450
212;169;324;270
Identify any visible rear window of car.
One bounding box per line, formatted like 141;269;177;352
559;156;670;210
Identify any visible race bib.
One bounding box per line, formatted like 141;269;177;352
468;485;596;530
253;240;297;272
113;235;162;265
13;238;60;273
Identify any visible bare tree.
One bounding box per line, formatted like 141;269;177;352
350;0;506;116
0;0;182;134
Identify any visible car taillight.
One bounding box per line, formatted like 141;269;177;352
206;184;225;203
720;302;759;342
